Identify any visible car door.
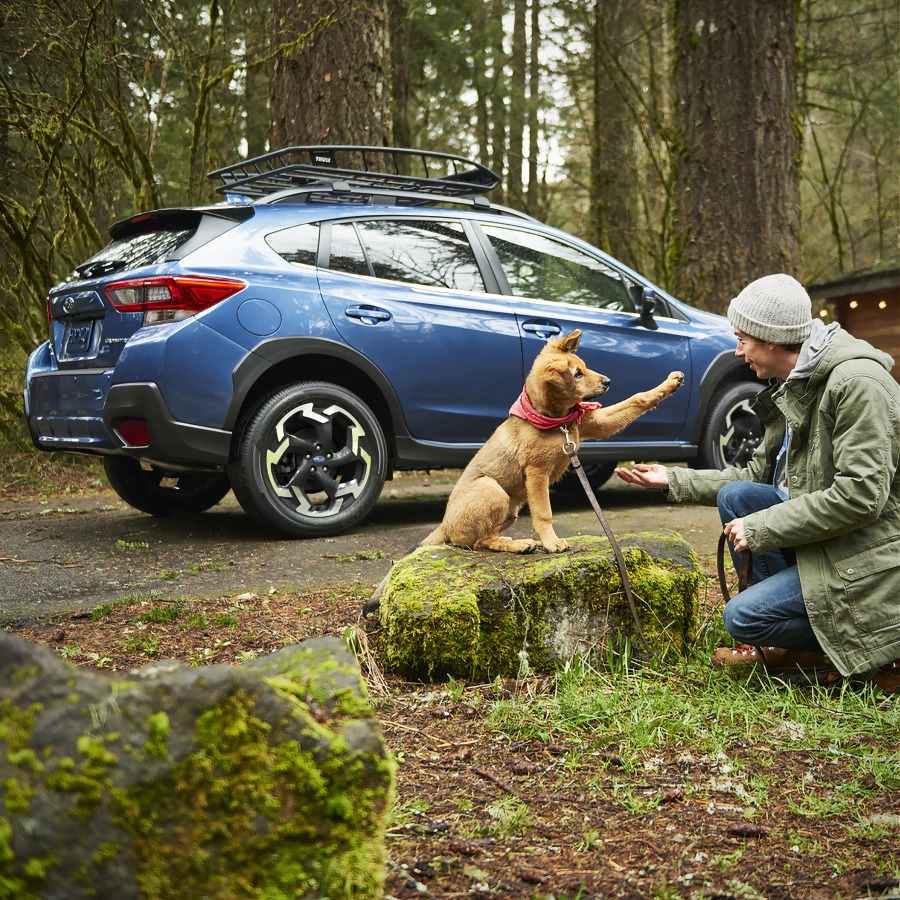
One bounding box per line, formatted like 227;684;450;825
316;216;524;442
474;221;692;445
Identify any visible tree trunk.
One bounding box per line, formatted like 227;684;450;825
489;0;507;203
672;0;799;312
473;1;491;167
507;0;527;209
590;0;639;267
271;0;392;147
526;0;540;215
388;0;411;161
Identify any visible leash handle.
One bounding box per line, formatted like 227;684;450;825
716;531;752;603
561;428;646;646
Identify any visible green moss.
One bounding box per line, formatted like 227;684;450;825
0;702;41;754
121;689;393;899
380;533;703;681
1;779;33;814
144;713;170;760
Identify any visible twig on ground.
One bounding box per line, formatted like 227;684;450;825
473;765;518;795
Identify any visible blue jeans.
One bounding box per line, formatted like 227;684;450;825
717;481;821;651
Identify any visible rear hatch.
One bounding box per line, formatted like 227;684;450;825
48;207;252;369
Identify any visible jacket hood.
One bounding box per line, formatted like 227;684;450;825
803;324;894;388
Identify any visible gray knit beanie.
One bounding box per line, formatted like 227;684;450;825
727;273;813;345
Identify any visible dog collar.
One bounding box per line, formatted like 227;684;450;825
508;389;601;430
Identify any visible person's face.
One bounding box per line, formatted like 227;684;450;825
734;330;783;379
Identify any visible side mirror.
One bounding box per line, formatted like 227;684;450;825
639;288;659;331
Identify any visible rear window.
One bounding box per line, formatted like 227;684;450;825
265;222;320;267
74;228;195;279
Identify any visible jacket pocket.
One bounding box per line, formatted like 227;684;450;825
828;537;900;638
829;538;900;582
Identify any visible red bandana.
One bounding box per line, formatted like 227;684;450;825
508;389;601;430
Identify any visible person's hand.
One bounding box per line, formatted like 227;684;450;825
614;463;669;490
723;518;748;552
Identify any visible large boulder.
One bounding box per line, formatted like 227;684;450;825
380;532;702;681
0;635;393;900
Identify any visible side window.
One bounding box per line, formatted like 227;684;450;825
329;222;370;277
481;224;634;312
265;222;319;267
354;219;486;293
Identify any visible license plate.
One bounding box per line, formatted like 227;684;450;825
64;322;94;356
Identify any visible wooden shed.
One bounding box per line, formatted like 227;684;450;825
809;266;900;382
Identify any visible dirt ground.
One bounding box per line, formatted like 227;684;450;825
2;467;898;898
0;468;724;625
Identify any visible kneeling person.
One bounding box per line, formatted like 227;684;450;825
617;273;900;689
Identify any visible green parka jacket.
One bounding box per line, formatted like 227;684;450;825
667;328;900;676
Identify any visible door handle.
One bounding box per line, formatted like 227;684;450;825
345;305;391;324
521;320;561;339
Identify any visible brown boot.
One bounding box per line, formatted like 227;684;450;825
866;661;900;694
712;645;841;684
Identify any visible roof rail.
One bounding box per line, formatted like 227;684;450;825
207;145;499;200
242;181;535;221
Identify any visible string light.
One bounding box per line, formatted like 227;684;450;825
878;300;887;309
819;309;829;318
849;300;859;309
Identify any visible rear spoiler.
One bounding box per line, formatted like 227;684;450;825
109;205;254;241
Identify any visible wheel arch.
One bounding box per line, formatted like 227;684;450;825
226;338;407;468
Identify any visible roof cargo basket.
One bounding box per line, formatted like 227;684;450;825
208;146;500;201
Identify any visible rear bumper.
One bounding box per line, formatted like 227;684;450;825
26;348;231;468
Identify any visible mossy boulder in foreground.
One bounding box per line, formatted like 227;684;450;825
380;532;702;680
0;635;394;900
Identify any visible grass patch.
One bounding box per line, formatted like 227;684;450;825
212;613;239;628
489;655;897;760
137;601;186;624
115;538;150;552
121;634;161;657
481;795;532;838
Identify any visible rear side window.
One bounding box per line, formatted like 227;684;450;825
265;222;319;267
355;219;485;293
75;228;194;279
482;224;633;311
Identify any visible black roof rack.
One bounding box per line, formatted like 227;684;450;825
208;145;499;200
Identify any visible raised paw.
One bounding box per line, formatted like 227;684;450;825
542;537;569;553
666;371;685;389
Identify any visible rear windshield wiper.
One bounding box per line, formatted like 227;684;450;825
75;258;128;279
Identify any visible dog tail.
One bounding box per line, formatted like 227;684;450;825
419;526;446;546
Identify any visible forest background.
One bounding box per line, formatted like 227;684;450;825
1;0;897;448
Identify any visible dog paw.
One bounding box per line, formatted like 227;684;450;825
542;538;569;553
667;371;685;388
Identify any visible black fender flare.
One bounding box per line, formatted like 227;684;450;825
692;351;760;442
224;336;409;437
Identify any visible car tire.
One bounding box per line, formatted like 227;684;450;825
228;381;389;538
103;457;230;516
554;461;617;500
697;381;765;469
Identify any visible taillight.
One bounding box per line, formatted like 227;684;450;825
104;275;246;324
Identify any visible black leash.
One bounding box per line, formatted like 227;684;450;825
561;426;646;646
716;531;752;602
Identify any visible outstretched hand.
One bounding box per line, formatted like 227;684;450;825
614;463;669;490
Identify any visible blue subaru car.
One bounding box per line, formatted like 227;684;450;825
25;146;761;537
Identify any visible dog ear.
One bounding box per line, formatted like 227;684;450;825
550;330;582;353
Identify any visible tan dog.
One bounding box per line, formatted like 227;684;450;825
422;330;684;553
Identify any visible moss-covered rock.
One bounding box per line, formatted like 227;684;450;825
380;532;702;681
0;635;393;899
